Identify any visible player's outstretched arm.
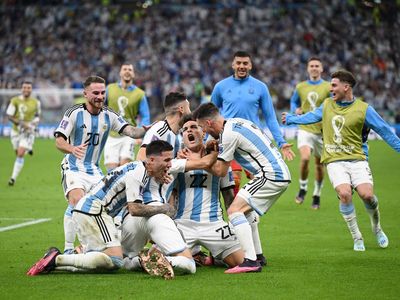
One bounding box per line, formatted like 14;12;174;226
365;106;400;152
280;143;295;161
121;125;146;139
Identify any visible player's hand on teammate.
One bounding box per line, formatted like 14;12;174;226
281;143;295;161
72;143;88;159
205;140;219;153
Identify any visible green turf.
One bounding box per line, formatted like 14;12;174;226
0;138;399;299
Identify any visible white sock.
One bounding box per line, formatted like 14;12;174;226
299;179;308;191
56;252;116;270
167;256;196;274
313;180;323;197
55;266;86;272
123;256;142;271
229;212;256;261
340;203;362;241
245;211;263;255
63;205;76;252
364;195;381;234
11;157;24;180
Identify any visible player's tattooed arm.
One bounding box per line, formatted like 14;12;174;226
121;125;146;139
127;202;176;218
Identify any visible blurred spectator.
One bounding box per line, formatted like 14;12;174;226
1;1;399;121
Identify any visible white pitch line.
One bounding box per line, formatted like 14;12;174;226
0;218;52;232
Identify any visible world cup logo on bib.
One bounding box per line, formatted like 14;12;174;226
117;96;129;117
331;115;345;144
18;104;27;120
307;91;319;111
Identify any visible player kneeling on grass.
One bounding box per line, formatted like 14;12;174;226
172;116;246;269
121;133;220;276
27;140;176;278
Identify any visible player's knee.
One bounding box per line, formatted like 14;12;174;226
337;190;352;202
359;191;374;203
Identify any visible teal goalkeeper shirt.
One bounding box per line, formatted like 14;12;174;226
211;75;286;148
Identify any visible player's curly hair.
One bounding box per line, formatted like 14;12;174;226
331;70;357;88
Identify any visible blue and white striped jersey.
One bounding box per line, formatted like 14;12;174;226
140;120;181;203
55;104;128;176
219;118;291;181
175;168;234;222
73;161;148;217
141;120;181;157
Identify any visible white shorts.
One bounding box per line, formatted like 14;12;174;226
175;219;241;260
10;130;35;151
120;213;187;257
297;129;323;158
104;136;135;165
72;208;121;252
326;160;373;189
237;176;289;215
61;159;103;199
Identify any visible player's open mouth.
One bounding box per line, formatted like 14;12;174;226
188;134;195;141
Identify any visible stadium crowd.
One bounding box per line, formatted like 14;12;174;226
1;0;399;121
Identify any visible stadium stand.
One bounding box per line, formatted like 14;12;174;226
1;0;399;123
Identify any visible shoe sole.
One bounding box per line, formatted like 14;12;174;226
139;249;174;279
224;266;262;274
27;251;58;276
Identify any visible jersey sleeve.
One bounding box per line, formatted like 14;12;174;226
259;83;287;148
108;109;129;133
220;167;235;190
211;83;222;108
365;106;400;152
125;167;147;203
141;124;161;146
286;105;323;125
138;95;151;126
218;127;238;162
6;99;16;116
169;158;187;174
54;109;76;139
290;89;300;113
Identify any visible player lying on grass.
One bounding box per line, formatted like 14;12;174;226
27;141;178;278
282;69;400;251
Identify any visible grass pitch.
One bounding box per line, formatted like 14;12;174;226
0;138;399;299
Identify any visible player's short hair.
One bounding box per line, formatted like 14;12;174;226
83;76;105;88
179;113;195;128
307;56;322;64
163;92;187;112
331;70;357;88
233;51;252;61
21;80;33;86
120;63;133;69
146;140;173;157
193;103;220;120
